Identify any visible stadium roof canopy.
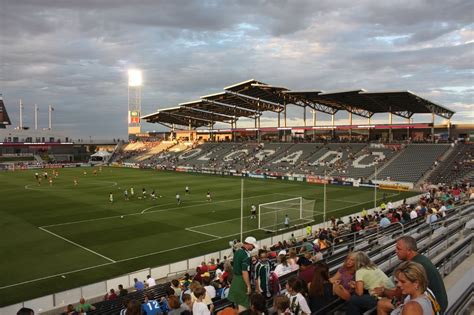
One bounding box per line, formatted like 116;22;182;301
0;96;12;128
141;79;455;129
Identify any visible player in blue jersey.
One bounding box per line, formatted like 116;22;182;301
142;293;163;315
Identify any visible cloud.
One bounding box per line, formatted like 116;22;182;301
0;0;473;137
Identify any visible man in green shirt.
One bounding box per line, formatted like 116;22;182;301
228;236;258;311
75;297;96;313
375;236;448;314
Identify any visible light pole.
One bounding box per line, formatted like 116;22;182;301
323;168;327;227
374;159;378;209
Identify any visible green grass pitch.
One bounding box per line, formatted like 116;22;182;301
0;167;417;306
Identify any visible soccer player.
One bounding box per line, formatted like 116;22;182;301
151;190;156;199
185;186;190;194
250;204;257;219
176;193;181;205
130;187;134;198
93;169;97;176
142;188;147;199
49;177;53;186
83;170;87;176
109;192;114;203
206;190;212;202
284;214;290;228
34;172;39;180
73;177;78;186
124;189;129;200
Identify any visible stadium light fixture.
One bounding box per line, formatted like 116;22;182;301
128;69;142;87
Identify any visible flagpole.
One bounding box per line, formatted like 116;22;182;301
48;105;52;129
240;178;244;241
19;99;23;129
34;104;38;130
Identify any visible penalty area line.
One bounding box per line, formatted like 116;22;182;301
38;227;116;263
185;228;221;238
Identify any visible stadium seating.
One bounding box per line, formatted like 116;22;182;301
377;144;450;183
427;143;474;185
112;141;467;186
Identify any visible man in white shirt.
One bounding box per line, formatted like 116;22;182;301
146;275;156;287
409;207;418;219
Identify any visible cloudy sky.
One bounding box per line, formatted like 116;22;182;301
1;0;473;138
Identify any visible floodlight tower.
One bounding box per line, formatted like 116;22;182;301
128;69;142;138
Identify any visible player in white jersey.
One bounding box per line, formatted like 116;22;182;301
250;204;257;219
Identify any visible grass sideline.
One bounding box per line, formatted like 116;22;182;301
0;167;417;306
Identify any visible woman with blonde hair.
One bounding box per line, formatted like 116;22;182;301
388;261;435;315
330;252;356;300
347;251;395;315
288;248;299;271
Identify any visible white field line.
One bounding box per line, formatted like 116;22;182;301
42;192;281;228
1;191;403;290
274;192;400;205
0;262;114;290
38;227;116;263
25;181;118;191
184;228;221;238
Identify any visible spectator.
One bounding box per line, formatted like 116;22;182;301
375;236;448;313
300;238;313;253
146;275;156;287
389;261;438;315
62;304;78;315
142;293;162;315
167;295;185;315
274;254;292;277
249;293;267;315
180;293;192;312
17;308;34;315
193;287;213;315
297;257;315;286
379;214;391;228
171;279;182;297
203;276;216;299
228;236;258;311
346;252;394;315
126;300;143;315
287;249;299;271
273;295;291;315
330;252;356;301
308;262;336;313
285;276;311;315
104;288;118;300
118;284;128;297
134;278;145;291
255;249;271;297
190;280;213;305
75;297;96;313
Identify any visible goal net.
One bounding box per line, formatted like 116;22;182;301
258;197;316;232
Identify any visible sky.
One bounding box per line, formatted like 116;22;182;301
0;0;473;139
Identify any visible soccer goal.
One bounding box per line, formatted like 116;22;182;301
258;197;316;232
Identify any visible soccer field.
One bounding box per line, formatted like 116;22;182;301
0;167;417;306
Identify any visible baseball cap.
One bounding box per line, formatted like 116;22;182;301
244;236;258;249
278;250;287;256
297;257;312;266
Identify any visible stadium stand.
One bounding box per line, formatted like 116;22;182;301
79;185;472;315
377;144;450;183
427;143;474;185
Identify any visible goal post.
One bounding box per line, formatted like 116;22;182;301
258;197;316;232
